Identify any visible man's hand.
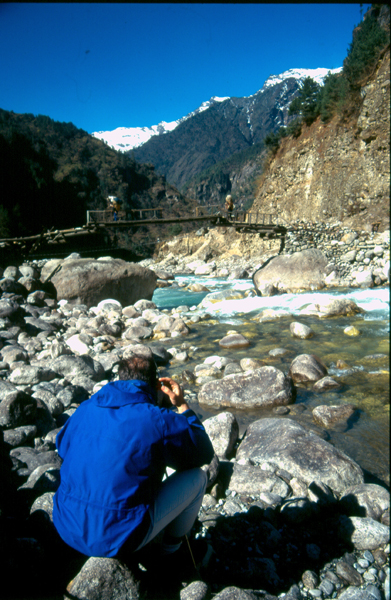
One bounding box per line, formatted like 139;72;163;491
159;377;190;413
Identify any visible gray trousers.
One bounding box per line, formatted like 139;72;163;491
135;467;208;553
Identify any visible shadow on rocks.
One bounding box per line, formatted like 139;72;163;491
199;484;356;597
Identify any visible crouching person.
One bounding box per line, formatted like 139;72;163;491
53;355;214;574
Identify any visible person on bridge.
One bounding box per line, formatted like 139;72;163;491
52;355;214;578
225;194;234;219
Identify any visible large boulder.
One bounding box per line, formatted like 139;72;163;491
65;557;141;600
198;367;294;410
253;249;328;294
236;418;364;494
40;258;158;308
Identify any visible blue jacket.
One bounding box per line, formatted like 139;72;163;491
53;380;214;557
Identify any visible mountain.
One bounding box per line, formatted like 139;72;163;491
91;96;230;153
92;68;341;191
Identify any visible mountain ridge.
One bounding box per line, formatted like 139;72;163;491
92;67;341;154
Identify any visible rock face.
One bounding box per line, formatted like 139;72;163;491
40;258;158;308
251;48;390;232
236;418;364;494
198;367;294;409
253;249;328;294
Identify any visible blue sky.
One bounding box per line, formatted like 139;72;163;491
0;3;370;134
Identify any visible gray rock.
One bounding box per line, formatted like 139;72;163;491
239;358;265;371
32;389;64;417
18;464;61;494
153;315;175;334
1;345;29;364
352;270;374;288
338;515;390;550
10;366;57;386
269;348;289;357
253;249;328;294
228;463;290;498
30;491;55;520
24;316;59;335
341;250;358;263
203;412;239;459
212;586;259;600
0;277;27;295
40;258;157;309
223;363;243;376
19;265;40;279
133;299;157;311
219;333;250;350
180;581;210;600
300;298;363;318
302;569;318;589
49;354;105;382
256;282;278;296
26;290;50;307
3;425;37;447
56;385;88;407
198;367;294;410
123;325;153;340
0;298;22;319
65;556;141;599
290;322;313;339
0;390;37;429
236;418;364;494
199;289;247;309
337;586;382;599
335;560;363;586
4;266;22;279
288;354;327;383
313;376;341;392
312;404;356;428
340;484;390;522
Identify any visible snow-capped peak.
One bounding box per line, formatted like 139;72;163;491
262;67;342;90
91;96;229;153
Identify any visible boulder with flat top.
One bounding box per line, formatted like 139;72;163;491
40;258;158;308
253;249;328;295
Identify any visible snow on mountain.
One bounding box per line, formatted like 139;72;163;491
91;69;340;153
262;67;342;90
92;96;229;153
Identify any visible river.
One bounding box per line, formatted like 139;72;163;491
152;276;390;488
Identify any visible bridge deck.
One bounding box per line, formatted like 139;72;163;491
0;206;286;257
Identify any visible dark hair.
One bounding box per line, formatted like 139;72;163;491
117;355;157;388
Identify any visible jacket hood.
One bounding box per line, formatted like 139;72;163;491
94;380;157;408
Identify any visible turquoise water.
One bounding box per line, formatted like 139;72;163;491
153;278;390;487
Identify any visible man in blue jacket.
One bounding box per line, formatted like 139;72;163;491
53;354;214;564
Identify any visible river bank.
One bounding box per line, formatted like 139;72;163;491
151;223;390;290
0;252;389;600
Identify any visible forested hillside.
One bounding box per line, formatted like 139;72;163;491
0;110;190;239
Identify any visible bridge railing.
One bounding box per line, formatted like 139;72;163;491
87;208;164;224
86;207;277;225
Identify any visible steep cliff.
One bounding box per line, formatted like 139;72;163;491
251;48;390;232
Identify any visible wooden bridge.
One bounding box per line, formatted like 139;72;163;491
0;205;286;258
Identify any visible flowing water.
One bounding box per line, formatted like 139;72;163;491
152;277;390;488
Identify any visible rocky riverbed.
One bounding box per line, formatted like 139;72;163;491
151;223;390;291
0;254;389;600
